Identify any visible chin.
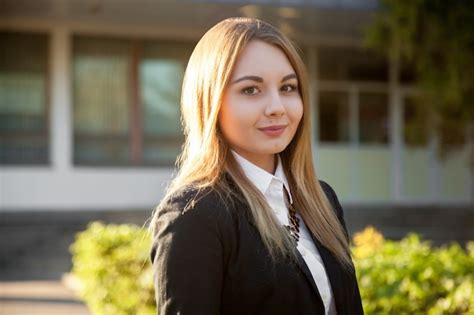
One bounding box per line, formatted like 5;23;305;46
266;143;290;154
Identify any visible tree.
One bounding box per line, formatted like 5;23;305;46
365;0;474;164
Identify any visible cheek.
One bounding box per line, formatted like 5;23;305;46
290;99;304;126
220;99;256;131
298;106;304;124
218;100;252;144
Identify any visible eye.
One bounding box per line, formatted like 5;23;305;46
281;84;298;93
241;86;260;95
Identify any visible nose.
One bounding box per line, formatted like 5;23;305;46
264;89;285;117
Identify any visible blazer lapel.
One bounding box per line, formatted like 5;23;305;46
312;234;345;315
292;232;346;315
228;175;334;313
293;246;325;312
243;210;326;312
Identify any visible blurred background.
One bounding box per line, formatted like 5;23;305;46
0;0;473;312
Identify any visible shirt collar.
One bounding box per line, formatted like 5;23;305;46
231;150;293;204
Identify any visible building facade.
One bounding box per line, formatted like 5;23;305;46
1;0;473;278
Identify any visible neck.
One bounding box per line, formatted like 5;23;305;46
231;149;277;174
258;154;276;174
247;153;276;174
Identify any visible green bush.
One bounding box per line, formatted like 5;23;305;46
353;226;474;314
70;223;474;315
70;222;155;315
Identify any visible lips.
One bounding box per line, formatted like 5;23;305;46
260;125;287;131
258;125;287;136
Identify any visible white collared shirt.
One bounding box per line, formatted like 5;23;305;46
231;150;337;315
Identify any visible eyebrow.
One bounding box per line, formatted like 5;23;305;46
231;73;297;84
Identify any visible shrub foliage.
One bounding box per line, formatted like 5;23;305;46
70;223;474;314
70;222;155;315
353;226;474;314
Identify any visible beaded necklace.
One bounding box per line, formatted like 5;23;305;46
284;190;300;243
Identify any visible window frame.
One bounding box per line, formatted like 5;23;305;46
71;35;191;167
0;30;51;166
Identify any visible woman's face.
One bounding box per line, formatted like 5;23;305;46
218;40;303;171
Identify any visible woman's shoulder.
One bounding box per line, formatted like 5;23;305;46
160;185;214;212
319;180;336;199
156;184;236;226
163;182;233;206
150;184;237;264
318;180;344;217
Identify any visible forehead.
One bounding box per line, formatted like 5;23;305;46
231;40;296;78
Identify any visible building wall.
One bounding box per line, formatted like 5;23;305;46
1;9;472;281
1;18;473;213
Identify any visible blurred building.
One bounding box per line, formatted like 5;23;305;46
1;0;473;278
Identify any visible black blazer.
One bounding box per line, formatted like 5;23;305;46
150;179;364;315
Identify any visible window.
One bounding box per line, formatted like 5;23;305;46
316;43;391;200
317;90;391;200
318;91;350;143
359;92;389;144
0;31;49;165
141;41;190;164
73;37;130;165
72;36;193;166
403;96;429;146
318;91;389;145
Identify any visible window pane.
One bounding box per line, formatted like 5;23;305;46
140;41;192;165
359;92;389;144
73;36;130;165
0;31;49;165
318;91;350;143
318;46;388;81
400;58;417;84
404;96;429;146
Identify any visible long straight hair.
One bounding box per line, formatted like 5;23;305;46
151;17;353;270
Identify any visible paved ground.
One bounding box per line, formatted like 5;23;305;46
0;279;90;315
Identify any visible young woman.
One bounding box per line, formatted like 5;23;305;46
150;17;364;315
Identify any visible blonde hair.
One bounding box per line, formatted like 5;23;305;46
151;17;353;270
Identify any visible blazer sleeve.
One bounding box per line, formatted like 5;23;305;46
150;190;229;315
